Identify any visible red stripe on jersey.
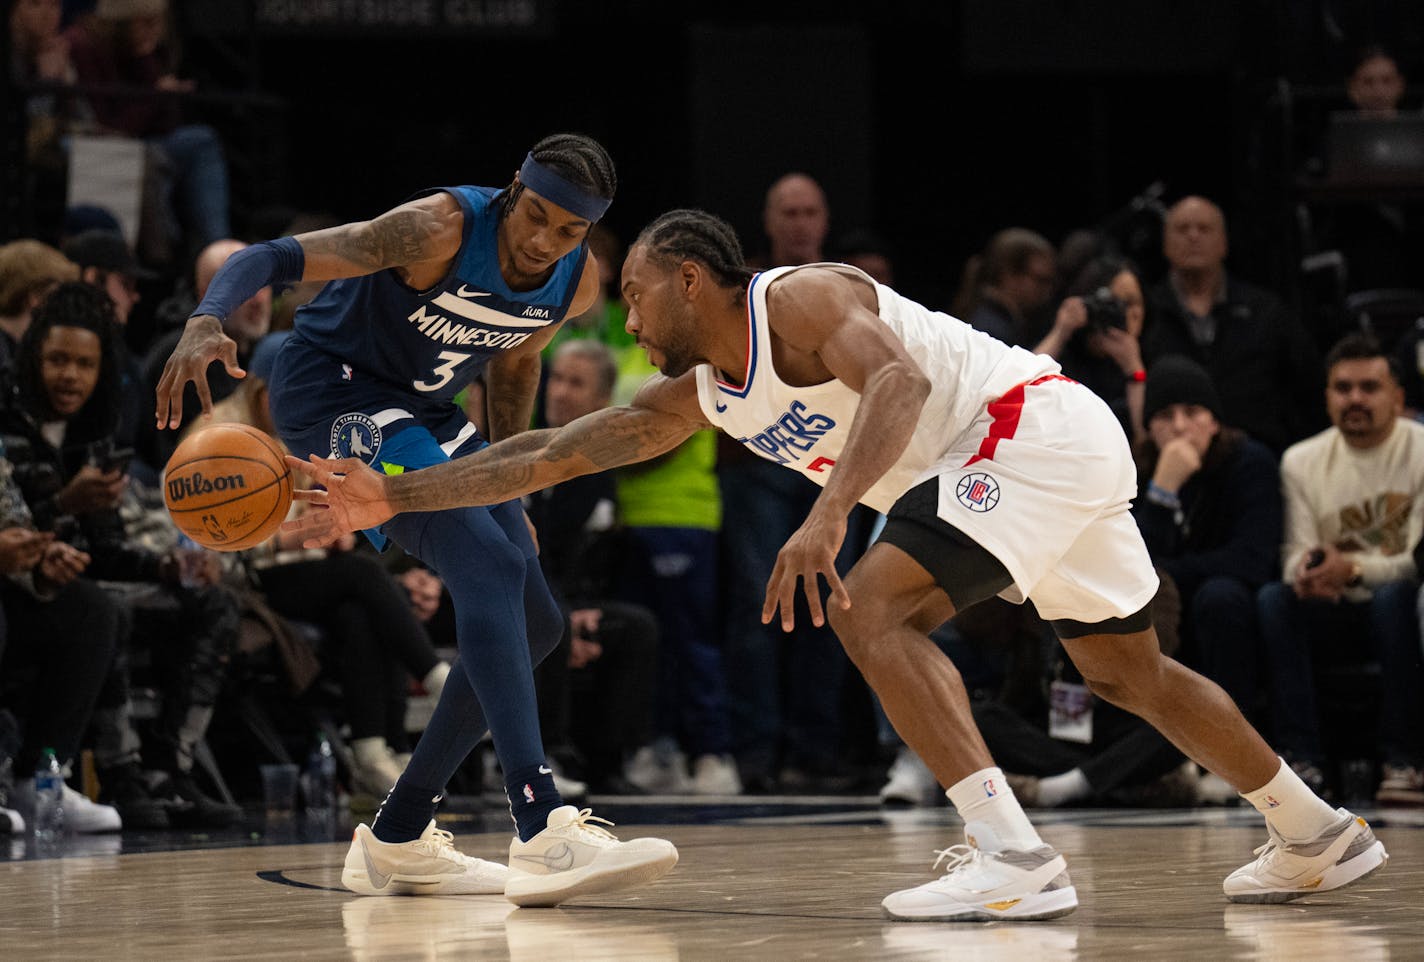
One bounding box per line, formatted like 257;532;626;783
963;374;1074;467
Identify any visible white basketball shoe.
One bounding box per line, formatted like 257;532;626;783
881;822;1078;922
505;805;678;907
341;820;509;896
1223;808;1388;903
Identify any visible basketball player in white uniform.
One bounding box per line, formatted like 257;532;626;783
284;209;1388;921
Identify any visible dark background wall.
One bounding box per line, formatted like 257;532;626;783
19;0;1424;306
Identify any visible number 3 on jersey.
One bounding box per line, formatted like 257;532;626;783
414;350;471;392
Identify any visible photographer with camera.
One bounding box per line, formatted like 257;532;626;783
1034;256;1149;444
0;282;241;829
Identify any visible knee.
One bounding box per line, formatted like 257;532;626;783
1370;578;1417;612
827;590;896;666
1077;649;1168;712
525;590;564;664
1191;577;1253;628
1255;581;1295;621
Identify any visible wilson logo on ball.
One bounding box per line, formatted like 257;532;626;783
167;471;248;503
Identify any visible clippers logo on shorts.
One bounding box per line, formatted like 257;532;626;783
330;413;382;464
737;400;837;465
956;472;1001;513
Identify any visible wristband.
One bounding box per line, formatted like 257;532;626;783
191;236;305;322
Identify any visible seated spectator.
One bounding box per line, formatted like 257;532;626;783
1035;255;1149;443
1347;44;1408;118
1142;195;1324;453
63;228;153;462
951;227;1057;347
1257;334;1424;803
202;330;452;803
748;172;830;270
1132;356;1281;717
528;340;659;795
0;432;124;833
0;238;78;373
1;281;241;827
65;0;231;263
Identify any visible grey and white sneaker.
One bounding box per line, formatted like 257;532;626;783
1224;808;1388;903
342;820;509;896
505;805;678;907
882;821;1078;922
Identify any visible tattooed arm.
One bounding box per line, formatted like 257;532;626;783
294;193;463;283
156;194;464;428
282;372;710;545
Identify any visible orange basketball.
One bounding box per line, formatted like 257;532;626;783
163;423;293;552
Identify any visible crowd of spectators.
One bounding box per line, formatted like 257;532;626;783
2;5;1422;838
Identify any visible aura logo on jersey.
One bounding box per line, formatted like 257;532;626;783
330;413;383;464
737;400;837;465
956;472;1001;513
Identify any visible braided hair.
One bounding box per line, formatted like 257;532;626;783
635;209;755;290
496;133;617;221
19;281;122;442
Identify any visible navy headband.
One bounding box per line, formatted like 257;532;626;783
517;153;611;223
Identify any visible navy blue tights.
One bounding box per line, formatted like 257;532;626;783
370;500;564;843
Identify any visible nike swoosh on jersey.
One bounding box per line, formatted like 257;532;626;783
715;400;728;413
456;286;491;298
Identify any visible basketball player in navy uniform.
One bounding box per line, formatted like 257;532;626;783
155;134;678;906
283;209;1390;920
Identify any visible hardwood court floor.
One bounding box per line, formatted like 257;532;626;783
2;805;1419;960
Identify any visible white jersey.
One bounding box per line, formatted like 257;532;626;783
694;263;1059;513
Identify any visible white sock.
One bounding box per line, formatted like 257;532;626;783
1037;768;1091;808
1241;757;1341;841
423;662;450;700
946;767;1044;851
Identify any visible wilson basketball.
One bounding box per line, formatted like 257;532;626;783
164;423;293;552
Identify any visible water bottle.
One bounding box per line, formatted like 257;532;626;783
33;748;64;841
303;734;336;817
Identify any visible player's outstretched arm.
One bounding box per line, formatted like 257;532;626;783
283;373;706;547
156;194;463;430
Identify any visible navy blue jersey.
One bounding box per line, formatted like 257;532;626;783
292;185;587;406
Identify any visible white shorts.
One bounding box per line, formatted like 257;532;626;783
926;374;1159;624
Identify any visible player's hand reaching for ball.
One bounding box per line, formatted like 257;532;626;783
155;314;244;430
281;455;396;548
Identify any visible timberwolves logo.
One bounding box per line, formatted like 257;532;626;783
330;413;382;464
956;472;1001;513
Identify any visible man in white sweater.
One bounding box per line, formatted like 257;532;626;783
1258;333;1424;806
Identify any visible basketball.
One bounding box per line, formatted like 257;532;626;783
163;423;293;552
